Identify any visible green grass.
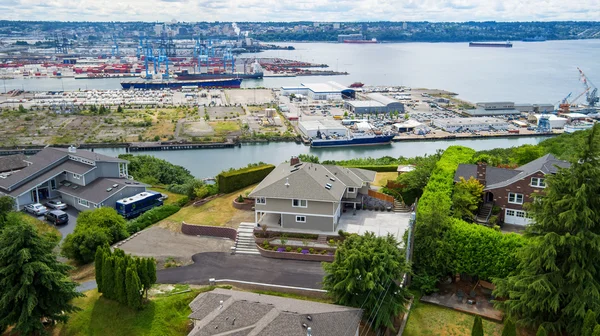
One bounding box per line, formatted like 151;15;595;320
15;212;61;238
208;121;240;135
56;288;209;336
403;299;504;336
373;172;399;187
150;187;186;206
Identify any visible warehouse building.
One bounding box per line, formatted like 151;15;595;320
515;103;555;114
464;102;521;116
281;82;355;100
344;93;404;114
298;120;348;138
433;117;510;132
392;120;427;133
528;114;567;129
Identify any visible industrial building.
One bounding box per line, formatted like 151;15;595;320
433;117;510;132
515;103;555;113
464;102;521;116
392;120;427;133
344;93;404;114
528;114;567;129
281;82;355;100
298;120;348;138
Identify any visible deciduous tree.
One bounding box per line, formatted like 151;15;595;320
452;176;484;220
0;217;83;335
494;125;600;335
322;232;410;331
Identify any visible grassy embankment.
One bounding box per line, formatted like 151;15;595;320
373;172;399;187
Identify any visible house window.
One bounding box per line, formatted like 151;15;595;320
292;199;307;208
506;209;515;217
296;216;306;223
508;193;524;204
516;211;526;218
50;179;56;190
72;173;81;180
78;198;89;207
255;197;266;205
348;187;356;193
531;177;546;188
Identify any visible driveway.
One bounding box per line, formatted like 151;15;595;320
337;210;411;241
157;252;325;289
27;207;78;243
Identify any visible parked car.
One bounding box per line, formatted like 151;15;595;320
46;199;67;210
45;210;69;225
24;203;48;216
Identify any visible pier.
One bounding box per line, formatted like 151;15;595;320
127;142;238;152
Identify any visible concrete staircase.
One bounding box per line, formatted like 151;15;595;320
234;222;260;255
475;203;493;224
394;200;411;213
317;235;328;244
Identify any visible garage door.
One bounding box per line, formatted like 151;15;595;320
504;209;530;226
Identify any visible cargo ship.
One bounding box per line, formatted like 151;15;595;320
343;38;378;44
120;78;242;90
469;42;513;48
311;132;394;147
174;60;264;80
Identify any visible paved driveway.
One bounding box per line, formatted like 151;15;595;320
337;210;411;241
27;207;78;243
157;252;325;289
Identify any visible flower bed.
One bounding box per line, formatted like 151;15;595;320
256;244;335;262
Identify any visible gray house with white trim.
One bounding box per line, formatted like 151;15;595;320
0;146;146;212
249;157;376;233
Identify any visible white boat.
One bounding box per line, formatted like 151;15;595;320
564;122;595;133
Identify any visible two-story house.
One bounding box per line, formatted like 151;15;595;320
454;153;570;226
249;157;376;233
0;146;147;212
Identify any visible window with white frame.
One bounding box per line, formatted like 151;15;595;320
292;199;307;208
255;197;266;205
506;209;515;216
508;193;524;204
72;173;82;180
348;187;356;193
516;211;526;218
530;177;546;188
296;216;306;223
78;198;89;207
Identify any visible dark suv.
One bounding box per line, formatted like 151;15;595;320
45;210;69;225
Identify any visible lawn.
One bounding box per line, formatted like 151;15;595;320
208;121;241;135
159;185;256;229
150;186;186;206
373;172;398;187
403;299;504;336
16;212;61;238
55;288;204;336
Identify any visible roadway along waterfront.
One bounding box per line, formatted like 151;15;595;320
93;135;549;179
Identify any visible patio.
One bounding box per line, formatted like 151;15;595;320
337;209;411;241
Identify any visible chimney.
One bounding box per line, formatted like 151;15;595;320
68;145;76;153
290;156;300;166
476;162;487;186
285;178;290;187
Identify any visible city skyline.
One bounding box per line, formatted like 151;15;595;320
0;0;598;22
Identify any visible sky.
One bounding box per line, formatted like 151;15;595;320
1;0;599;22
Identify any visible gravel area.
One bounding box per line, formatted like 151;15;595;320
118;226;234;267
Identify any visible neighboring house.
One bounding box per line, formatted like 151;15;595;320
454;154;570;226
187;288;362;336
249;157;376;232
0;154;28;174
0;146;146;212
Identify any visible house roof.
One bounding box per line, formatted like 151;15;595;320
454;154;570;190
57;178;145;204
52;147;127;163
249;162;375;201
187;289;362;336
0;154;27;173
3;160;94;196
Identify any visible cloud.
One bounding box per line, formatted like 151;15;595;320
2;0;599;21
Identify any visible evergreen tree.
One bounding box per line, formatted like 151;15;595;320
114;257;127;305
494;125;600;334
101;254;115;300
126;267;142;309
94;246;105;293
593;325;600;336
471;316;484;336
137;258;150;299
0;218;83;335
501;319;517;336
147;258;157;293
536;326;548;336
583;310;598;336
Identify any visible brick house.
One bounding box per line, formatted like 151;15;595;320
454;154;570;226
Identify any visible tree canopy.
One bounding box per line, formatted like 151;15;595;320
452;176;484;220
0;216;83;335
118;154;194;185
494;125;600;335
322;232;410;331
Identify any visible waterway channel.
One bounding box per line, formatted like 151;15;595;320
93;136;549;178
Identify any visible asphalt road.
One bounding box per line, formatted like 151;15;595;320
157;252;325;289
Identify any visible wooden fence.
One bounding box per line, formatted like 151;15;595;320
368;189;395;203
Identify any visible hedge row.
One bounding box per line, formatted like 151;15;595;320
126;205;181;234
217;164;275;194
342;164;399;172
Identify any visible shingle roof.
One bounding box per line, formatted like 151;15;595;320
57;178;145;204
52;147;127;163
188;289;361;336
249;162;374;201
454;164;520;186
4;160;94;196
0;154;27;174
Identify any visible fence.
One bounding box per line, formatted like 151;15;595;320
368;189;395;203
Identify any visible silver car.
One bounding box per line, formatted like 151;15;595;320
46;200;67;210
24;203;48;216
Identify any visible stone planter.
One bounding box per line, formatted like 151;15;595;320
256;244;334;262
232;197;255;211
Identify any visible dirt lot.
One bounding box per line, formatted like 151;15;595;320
225;89;275;105
118;226;234;267
205;106;244;119
183;120;214;137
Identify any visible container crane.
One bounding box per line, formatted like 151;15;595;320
111;34;119;57
578;67;598;108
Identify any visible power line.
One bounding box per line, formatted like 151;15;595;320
364;279;395;336
360;276;394;336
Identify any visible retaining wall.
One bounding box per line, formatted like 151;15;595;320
181;222;237;240
257;245;334;262
232;198;255;211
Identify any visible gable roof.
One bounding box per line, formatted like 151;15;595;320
454;165;520;186
188;289;361;336
5;160;94;197
52;147;127;163
57;178;146;204
249;162;375;201
0;154;27;173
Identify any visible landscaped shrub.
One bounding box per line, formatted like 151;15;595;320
126;205;180;234
343;164;398;172
309;248;315;254
297;247;302;253
285;246;292;252
217;164;275;194
175;196;190;207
